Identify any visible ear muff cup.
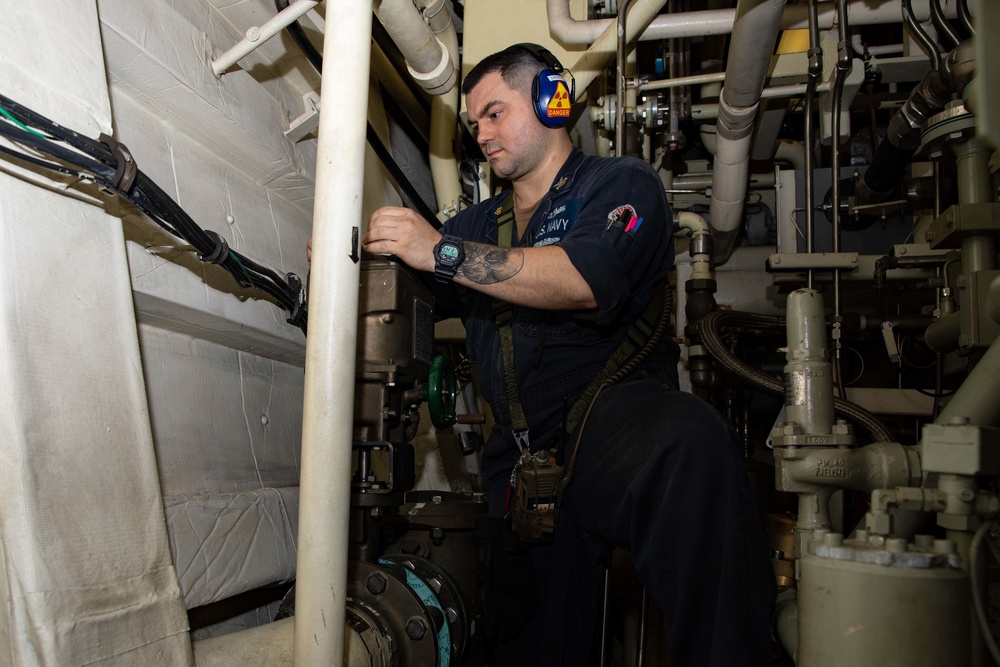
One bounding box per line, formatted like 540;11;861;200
532;68;574;128
515;43;575;129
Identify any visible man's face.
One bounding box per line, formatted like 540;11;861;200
466;71;547;181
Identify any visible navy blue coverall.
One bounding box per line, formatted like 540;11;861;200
438;147;775;666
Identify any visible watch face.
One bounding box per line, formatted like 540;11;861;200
440;244;460;262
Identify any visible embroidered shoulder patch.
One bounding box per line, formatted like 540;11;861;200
606;204;637;229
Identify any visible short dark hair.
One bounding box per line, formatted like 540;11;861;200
461;44;546;97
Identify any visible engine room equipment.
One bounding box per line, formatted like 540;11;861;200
281;258;485;666
798;529;970;667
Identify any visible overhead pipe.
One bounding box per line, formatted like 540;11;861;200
851;35;905;56
615;0;638;153
856;40;976;206
374;0;456;96
930;0;962;48
775;139;806;170
212;0;321;75
546;0;946;45
421;0;463;216
830;0;852;329
569;0;668;96
294;3;372;665
903;0;942;69
957;0;975;37
707;0;787;265
803;0;821;290
690;82;830;119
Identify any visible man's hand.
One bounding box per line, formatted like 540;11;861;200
362;206;441;272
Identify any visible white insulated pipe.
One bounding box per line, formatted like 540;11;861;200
375;0;456;95
212;0;321;75
423;0;463;216
775;139;806;170
547;0;942;45
708;0;786;265
676;211;712;279
293;3;372;666
570;0;668;97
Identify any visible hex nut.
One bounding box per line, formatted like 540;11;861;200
366;572;387;596
405;617;427;640
866;512;892;535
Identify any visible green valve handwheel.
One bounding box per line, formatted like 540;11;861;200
424;355;457;429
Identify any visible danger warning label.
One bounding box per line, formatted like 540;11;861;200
546;82;571;118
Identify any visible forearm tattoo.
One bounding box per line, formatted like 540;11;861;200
458;243;524;285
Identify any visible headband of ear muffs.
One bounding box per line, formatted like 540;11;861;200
515;43;575;129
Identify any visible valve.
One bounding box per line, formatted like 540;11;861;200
423;355;457;429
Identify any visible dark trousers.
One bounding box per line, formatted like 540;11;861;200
488;376;776;666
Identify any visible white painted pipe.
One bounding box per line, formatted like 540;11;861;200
293;3;372;666
570;0;668;96
212;0;321;75
676;212;712;280
673;171;776;189
640;71;726;92
691;82;829;119
677;210;710;235
423;0;463;216
375;0;456;95
708;0;786;265
775;139;806;170
851;34;905;56
547;0;942;45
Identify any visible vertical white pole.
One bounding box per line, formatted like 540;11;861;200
293;2;373;664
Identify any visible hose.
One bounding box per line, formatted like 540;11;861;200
700;309;896;444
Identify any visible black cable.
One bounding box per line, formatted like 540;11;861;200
0;120;113;179
0;93;114;166
0;144;90;179
0;96;307;334
274;0;443;228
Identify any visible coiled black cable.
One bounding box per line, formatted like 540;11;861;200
700;309;896;444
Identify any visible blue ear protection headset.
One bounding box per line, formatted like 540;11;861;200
515;43;575;128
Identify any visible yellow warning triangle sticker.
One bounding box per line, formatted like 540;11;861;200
546;82;571;118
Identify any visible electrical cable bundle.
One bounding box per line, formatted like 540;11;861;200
0;94;308;334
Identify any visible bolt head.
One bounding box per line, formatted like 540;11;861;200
405;617;427;640
366;572;387;595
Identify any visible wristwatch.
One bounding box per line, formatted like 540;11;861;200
433;234;466;283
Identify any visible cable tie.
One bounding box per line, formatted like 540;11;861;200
200;230;230;264
98;133;138;195
285;273;308;328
